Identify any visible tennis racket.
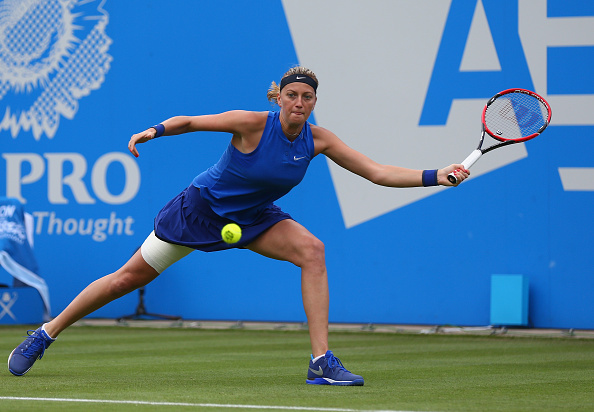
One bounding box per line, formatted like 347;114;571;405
448;88;552;184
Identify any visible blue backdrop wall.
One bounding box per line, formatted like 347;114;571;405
1;0;592;329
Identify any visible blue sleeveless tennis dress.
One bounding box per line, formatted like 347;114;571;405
154;111;315;251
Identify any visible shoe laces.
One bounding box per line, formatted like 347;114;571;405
21;330;51;360
326;353;351;372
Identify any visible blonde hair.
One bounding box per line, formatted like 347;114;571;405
267;66;319;105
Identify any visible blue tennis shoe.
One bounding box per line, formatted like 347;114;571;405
306;350;364;386
8;326;55;376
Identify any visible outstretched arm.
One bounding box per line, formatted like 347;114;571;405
128;110;266;157
313;125;469;187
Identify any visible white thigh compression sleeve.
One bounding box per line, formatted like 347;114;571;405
140;231;193;274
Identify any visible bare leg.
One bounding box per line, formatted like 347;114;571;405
44;250;160;338
247;219;329;357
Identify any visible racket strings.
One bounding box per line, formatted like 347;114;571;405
484;92;549;140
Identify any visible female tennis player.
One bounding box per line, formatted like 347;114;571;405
8;67;468;385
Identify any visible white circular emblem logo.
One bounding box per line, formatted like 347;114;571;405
0;0;112;139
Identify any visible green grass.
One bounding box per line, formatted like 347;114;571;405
1;325;593;411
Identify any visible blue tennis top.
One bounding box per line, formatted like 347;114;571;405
192;111;315;225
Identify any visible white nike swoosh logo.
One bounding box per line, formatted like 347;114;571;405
294;156;306;161
296;76;306;79
309;366;323;376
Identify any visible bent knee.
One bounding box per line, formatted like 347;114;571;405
294;235;326;268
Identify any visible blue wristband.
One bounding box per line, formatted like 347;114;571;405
422;169;438;186
151;123;165;138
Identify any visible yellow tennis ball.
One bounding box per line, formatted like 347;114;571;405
221;223;242;244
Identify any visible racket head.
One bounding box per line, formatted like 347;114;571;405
482;88;552;143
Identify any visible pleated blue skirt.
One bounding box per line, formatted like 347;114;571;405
154;184;292;252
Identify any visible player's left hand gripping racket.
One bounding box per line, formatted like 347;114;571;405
448;88;552;184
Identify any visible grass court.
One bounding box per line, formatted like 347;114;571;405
1;325;593;411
